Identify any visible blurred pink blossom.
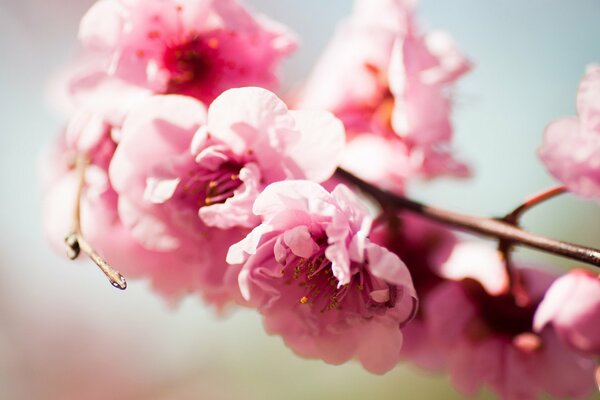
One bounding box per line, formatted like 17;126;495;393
534;269;600;354
540;65;600;198
76;0;296;106
413;252;597;399
41;111;242;306
227;181;417;374
298;0;470;192
369;213;457;371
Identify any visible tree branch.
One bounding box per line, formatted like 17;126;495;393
335;168;600;268
65;156;127;290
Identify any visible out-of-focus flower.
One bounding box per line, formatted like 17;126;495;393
435;242;509;296
41;111;242;306
369;212;456;371
76;0;296;106
227;181;417;374
540;65;600;198
298;0;470;192
406;243;597;400
534;269;600;353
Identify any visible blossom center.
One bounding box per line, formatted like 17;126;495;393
163;35;221;94
464;280;537;339
176;161;243;209
279;247;394;314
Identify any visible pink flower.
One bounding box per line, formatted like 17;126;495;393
369;213;457;371
77;0;296;105
443;275;596;400
110;87;345;240
298;0;470;192
534;269;600;353
41;113;241;305
539;65;600;198
227;181;418;374
410;245;597;399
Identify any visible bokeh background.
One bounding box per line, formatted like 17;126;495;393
1;1;600;399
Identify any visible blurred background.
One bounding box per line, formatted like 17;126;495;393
1;0;600;398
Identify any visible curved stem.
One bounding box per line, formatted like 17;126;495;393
335;168;600;269
500;185;566;301
65;156;127;290
503;185;567;225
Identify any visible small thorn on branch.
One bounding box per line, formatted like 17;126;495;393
65;155;128;291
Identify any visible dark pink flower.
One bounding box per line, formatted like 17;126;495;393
78;0;296;105
443;276;596;400
415;247;597;399
540;65;600;198
227;181;417;373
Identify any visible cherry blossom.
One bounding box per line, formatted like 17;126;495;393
77;0;296;105
534;269;600;353
39;0;600;393
540;65;600;198
41;111;243;305
298;0;470;192
409;248;597;399
227;181;417;373
110;88;345;235
369;213;457;371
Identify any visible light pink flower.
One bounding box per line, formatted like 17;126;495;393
41;113;241;305
298;0;470;192
78;0;296;105
539;65;600;198
109;87;345;242
227;181;417;374
534;269;600;353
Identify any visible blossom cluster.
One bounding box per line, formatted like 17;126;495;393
41;0;600;398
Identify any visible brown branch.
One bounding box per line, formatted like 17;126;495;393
65;156;127;290
499;185;566;303
335;168;600;269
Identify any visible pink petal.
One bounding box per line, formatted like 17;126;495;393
110;95;206;198
286;110;345;183
207;87;294;156
117;197;180;251
252;180;333;220
78;0;125;51
577;65;600;130
534;270;600;353
143;177;180;204
436;242;509;295
283;225;318;259
365;241;415;296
